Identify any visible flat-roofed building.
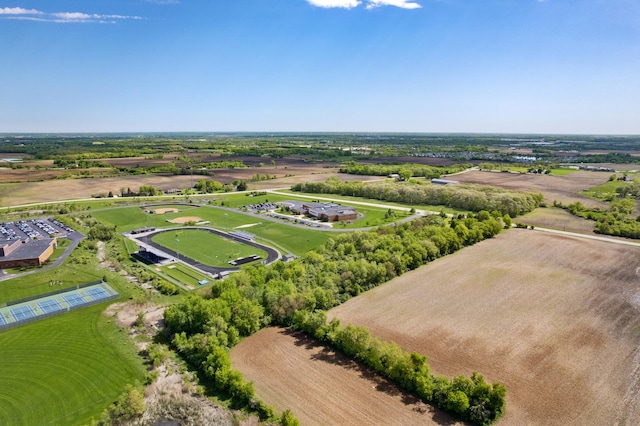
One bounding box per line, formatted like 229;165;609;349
0;237;57;269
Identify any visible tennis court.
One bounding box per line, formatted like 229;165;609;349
85;287;109;301
62;294;87;307
38;299;64;314
10;305;36;322
0;281;119;330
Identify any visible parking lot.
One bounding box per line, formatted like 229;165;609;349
0;218;76;241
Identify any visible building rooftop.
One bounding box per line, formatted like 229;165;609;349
1;238;55;261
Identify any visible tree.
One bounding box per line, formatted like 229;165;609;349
105;385;145;422
280;409;300;426
237;181;248;191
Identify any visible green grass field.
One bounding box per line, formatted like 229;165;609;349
580;179;626;200
0;306;146;425
152;229;268;267
548;168;578;176
0;263;102;305
91;204;331;256
160;263;211;286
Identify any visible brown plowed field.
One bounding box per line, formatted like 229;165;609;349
329;230;640;425
231;328;463;426
450;170;610;208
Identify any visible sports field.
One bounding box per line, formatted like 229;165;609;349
0;306;146;425
92;205;332;256
160;263;211;287
151;229;267;267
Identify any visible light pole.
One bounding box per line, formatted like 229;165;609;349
224;213;228;232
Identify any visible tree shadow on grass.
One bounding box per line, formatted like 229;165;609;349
280;328;466;426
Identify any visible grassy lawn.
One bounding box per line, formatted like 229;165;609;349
152;229;268;267
90;206;164;231
0;306;146;426
580;179;626;200
549;168;578;176
160;263;211;287
0;263;103;305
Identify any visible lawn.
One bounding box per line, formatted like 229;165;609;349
160;263;211;287
90;206;164;231
0;263;103;305
580;179;626;200
548;168;578;176
90;203;334;256
0;306;146;426
151;229;268;267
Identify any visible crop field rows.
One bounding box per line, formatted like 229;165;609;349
232;229;640;425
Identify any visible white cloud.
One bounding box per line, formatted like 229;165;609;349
304;0;421;10
0;6;142;23
307;0;362;9
0;7;42;15
366;0;422;9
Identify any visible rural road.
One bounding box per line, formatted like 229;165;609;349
529;226;640;248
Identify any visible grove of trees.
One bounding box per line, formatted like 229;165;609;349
292;179;543;217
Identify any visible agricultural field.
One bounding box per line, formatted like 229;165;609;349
451;169;611;209
326;229;640;425
151;229;268;267
517;207;599;235
231;327;461;426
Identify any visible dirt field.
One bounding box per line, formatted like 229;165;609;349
328;230;640;425
518;207;598;234
450;170;610;209
153;208;179;214
169;216;202;224
231;328;462;426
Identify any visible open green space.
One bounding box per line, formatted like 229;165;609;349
0;263;102;305
90;206;162;230
151;229;268;267
160;262;211;287
0;306;146;426
548;168;578;176
580;179;627;200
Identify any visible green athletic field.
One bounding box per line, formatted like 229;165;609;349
0;305;146;426
91;203;334;256
160;263;211;287
152;229;267;267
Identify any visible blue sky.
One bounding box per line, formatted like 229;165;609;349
1;0;639;134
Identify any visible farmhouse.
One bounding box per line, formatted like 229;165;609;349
0;237;57;269
280;201;358;222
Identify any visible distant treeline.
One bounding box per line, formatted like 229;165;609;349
292;179;543;217
339;162;471;178
164;213;507;424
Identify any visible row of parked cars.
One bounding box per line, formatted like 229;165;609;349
1;218;74;241
49;218;74;233
0;224;19;240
